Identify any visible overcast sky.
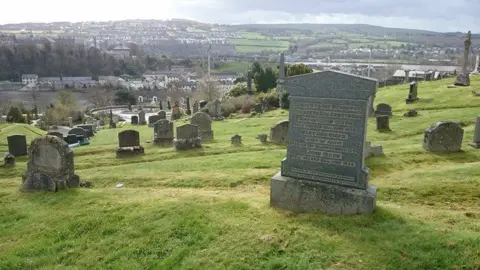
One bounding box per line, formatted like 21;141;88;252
1;0;479;32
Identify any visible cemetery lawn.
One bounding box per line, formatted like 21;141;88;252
1;77;480;269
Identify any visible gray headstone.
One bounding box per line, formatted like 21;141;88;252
22;135;80;192
7;134;28;157
154;119;174;145
148;115;162;127
138;111;146;125
158;111;166;119
118;130;140;148
4;153;15;168
176;124;198;139
376;115;390;131
270;120;289;144
257;134;268;144
423;122;464;152
131;115;139;125
470;116;480;149
375;103;392;117
406;81;419;104
271;70;378;215
190;112;213;141
231;134;242;145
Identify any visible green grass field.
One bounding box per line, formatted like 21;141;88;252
229;38;290;53
1;76;480;269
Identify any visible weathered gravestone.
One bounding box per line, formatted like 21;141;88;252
423;122;464;152
454;31;471;86
148;115;162;127
131;115;139;125
364;141;384;158
404;109;418;117
406;81;419;104
470;116;480;149
376;115;390;131
257;133;268;144
158;110;166;120
116;130;145;157
4;153;15;168
7;135;28;157
270;120;289;144
190;112;214;141
375;103;392;117
231;134;242;145
270;70;378;215
154;119;174;146
47;132;64;139
21;135;80;192
68;127;87;140
138;111;146;125
75;124;94;137
173;124;202;150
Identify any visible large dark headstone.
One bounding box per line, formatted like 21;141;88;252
148;115;162;127
375;103;392;117
116;130;144;157
75;124;94;137
7;134;28;157
154;119;174;146
68;127;88;139
131;115;139;125
174;124;201;150
406;81;419;104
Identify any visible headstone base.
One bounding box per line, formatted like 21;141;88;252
154;138;173;147
173;138;202;151
115;146;145;157
469;142;480;149
270;172;377;215
405;97;419;104
199;130;214;141
21;172;79;192
454;73;470;86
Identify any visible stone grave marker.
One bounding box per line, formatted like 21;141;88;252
68;127;87;140
154;119;174;146
75;124;94;137
375;103;392;117
139;111;146;125
21;135;80;192
376;115;390;131
212;99;223;120
406;81;419;104
7;134;28;157
116;130;144;157
454;31;471;86
404;109;418;117
190;112;213;141
174;124;202;150
270;70;378;215
270;120;289;144
193;101;199;114
4;153;15;168
186;97;192;115
257;134;268;144
65;134;79;145
148;115;162;127
423;122;464;152
131;115;139;125
470;116;480;149
158;110;166;120
231;134;242;145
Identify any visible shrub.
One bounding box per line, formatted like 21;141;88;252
7;106;25;123
279;91;289;109
241;103;252;114
221;95;256;117
228;82;249;97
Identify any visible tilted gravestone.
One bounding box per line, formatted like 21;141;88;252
406;81;419;104
470;116;480;149
138;111;146;125
174;124;201;150
116;130;144;157
131;115;139;125
423;122;464;152
7;134;28;157
375;103;392;117
158;110;166;120
190;112;213;141
154;119;174;146
270;120;289;144
271;70;378;215
21;135;80;192
148;115;162;127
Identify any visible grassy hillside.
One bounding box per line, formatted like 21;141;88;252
0;124;45;153
1;77;480;269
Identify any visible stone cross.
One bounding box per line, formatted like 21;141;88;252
278;53;285;81
270;70;378;215
462;31;472;74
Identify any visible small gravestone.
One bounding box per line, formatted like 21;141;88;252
404;109;418;117
406;81;419;104
154;119;174;146
231;134;242;145
47;132;63;139
139;111;146;125
254;103;263;114
423;122;464;152
148;115;162;127
131;116;139;125
364;141;384;158
190;112;213;141
65;134;79;145
4;153;15;168
270;120;289;144
110;122;117;129
173;124;202;151
469;116;480;149
69;127;87;140
211;99;224;120
376;115;390;131
193;101;199;114
21;135;80;192
116;130;145;157
75;124;94;137
375;103;392;117
158;110;166;119
271;70;378;215
171;101;182;120
7;135;28;157
186;97;192;115
257;134;268;144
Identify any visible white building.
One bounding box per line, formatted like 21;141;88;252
22;74;38;84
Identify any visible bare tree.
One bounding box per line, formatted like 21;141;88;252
87;89;115;107
193;76;221;101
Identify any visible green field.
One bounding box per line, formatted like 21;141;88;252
1;76;480;268
229;38;290;54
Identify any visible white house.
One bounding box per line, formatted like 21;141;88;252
22;74;38;84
